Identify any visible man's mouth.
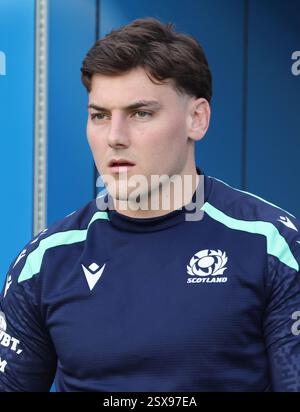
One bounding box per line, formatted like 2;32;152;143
108;158;136;172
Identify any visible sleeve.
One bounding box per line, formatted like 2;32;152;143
0;244;57;392
263;231;300;392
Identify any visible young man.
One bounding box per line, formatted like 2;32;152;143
1;18;300;392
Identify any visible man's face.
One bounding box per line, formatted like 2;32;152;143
87;66;195;201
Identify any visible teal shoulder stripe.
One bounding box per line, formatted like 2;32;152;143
202;202;299;272
87;211;109;228
18;211;109;283
209;176;296;218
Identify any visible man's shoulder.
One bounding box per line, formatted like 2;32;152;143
206;175;298;226
33;197;110;242
45;198;101;233
3;199;109;288
205;175;300;243
204;175;300;272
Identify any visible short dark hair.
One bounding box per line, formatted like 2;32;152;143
81;17;212;103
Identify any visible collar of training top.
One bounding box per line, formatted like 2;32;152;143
100;167;210;233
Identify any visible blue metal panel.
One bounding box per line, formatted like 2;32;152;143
247;0;300;217
0;0;35;288
47;0;96;225
100;0;245;187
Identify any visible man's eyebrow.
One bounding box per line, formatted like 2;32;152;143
87;100;162;111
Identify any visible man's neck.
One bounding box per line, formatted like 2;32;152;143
113;168;200;219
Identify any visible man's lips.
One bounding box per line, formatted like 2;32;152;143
108;159;136;172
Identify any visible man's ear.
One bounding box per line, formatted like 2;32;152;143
187;97;211;142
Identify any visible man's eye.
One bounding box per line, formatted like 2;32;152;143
90;113;108;120
90;111;152;121
134;111;152;118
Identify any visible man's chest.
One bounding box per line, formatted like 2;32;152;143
43;227;267;378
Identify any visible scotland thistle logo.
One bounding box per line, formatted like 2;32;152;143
187;249;228;283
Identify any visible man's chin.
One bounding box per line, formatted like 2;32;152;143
111;192;144;203
110;189;151;210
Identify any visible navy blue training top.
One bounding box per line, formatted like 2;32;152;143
1;172;300;392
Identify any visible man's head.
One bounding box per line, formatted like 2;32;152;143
81;18;212;206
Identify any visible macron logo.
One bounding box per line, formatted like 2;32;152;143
4;275;12;298
12;249;27;269
81;263;106;291
278;216;298;232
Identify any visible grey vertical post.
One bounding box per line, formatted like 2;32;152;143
34;0;48;235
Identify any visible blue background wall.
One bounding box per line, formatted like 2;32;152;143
247;0;300;217
1;0;300;295
0;0;35;280
47;0;96;225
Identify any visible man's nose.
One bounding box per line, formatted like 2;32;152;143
107;114;130;149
